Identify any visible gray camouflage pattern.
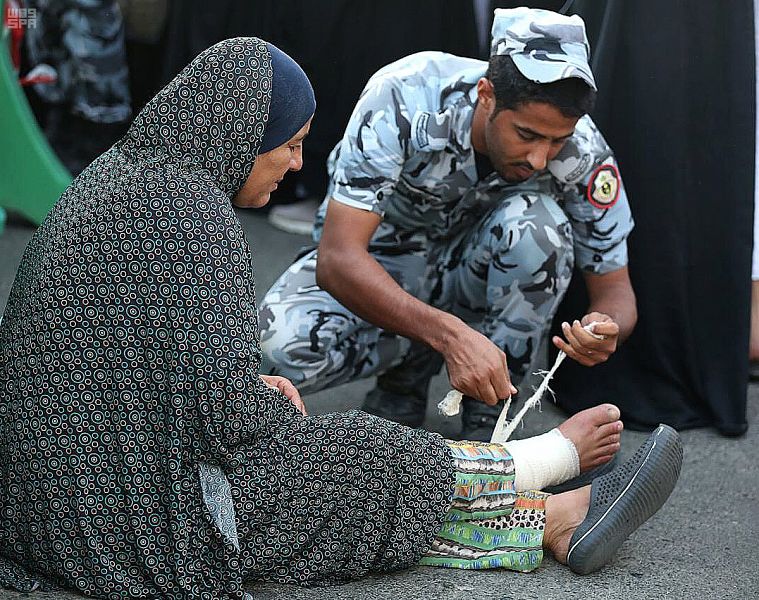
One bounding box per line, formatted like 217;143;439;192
490;7;596;90
26;0;131;124
262;50;631;395
261;191;573;392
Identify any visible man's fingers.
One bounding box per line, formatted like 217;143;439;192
590;322;619;339
553;335;595;367
497;354;517;396
477;381;500;406
491;370;511;402
569;320;617;351
561;321;585;350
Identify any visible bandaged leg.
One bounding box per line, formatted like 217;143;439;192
505;428;580;492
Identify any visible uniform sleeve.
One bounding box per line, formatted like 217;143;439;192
548;115;634;274
330;76;411;217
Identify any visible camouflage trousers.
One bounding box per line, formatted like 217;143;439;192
260;192;574;395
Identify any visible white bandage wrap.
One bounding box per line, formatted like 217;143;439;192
504;428;580;492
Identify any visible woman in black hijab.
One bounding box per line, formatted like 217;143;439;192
0;36;456;598
0;38;681;599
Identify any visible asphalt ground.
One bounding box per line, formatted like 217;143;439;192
1;210;757;599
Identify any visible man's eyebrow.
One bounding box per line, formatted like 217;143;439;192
516;125;574;142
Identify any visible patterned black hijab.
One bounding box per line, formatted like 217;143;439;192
0;38;314;598
120;38;314;197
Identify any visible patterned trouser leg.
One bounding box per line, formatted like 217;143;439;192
259;192;573;394
420;440;547;571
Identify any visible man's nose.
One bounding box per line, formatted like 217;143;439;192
290;151;304;172
526;142;551;172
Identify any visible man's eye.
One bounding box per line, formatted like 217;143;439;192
518;132;536;141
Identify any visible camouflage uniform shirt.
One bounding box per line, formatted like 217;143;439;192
313;51;633;274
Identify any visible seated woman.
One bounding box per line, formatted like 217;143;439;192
0;39;682;599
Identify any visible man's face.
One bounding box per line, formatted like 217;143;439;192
477;81;579;182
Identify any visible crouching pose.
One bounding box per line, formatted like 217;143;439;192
260;8;638;441
0;36;680;599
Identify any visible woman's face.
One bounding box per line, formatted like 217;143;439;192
233;117;313;208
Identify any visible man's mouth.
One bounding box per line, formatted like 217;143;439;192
513;165;533;179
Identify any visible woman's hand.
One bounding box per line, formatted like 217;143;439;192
260;374;307;415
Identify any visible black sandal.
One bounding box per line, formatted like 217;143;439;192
566;424;683;575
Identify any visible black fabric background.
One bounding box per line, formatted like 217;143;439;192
549;0;754;436
160;0;479;201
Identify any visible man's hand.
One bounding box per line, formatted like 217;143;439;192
552;312;619;367
260;374;307;415
442;321;518;406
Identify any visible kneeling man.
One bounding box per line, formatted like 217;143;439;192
260;7;637;440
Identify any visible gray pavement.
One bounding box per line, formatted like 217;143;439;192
1;210;757;599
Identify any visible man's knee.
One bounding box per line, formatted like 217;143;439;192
259;298;330;382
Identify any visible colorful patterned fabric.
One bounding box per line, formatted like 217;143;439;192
421;441;547;572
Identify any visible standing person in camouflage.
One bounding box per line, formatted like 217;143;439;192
260;7;638;440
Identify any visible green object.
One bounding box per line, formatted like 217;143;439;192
0;1;71;226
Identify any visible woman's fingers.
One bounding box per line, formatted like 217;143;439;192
260;375;307;415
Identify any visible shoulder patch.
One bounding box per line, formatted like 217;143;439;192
586;163;620;209
410;110;451;152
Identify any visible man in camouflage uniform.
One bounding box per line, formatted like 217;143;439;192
260;7;637;440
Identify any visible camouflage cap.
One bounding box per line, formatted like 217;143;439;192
490;7;596;91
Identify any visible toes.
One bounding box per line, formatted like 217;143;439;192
595;420;623;441
602;403;621;422
590;453;615;467
595;441;621;458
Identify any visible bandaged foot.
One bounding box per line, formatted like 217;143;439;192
505;428;580;491
557;404;623;472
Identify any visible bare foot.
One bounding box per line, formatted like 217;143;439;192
557;404;623;472
543;486;591;564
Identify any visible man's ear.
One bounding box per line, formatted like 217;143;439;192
476;77;496;114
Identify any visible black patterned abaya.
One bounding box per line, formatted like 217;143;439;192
0;38;455;598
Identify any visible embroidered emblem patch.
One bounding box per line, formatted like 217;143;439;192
586;163;620;209
410;110;451;152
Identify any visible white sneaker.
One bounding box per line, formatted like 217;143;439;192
268;199;320;235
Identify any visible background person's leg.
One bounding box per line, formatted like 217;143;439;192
430;192;575;439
